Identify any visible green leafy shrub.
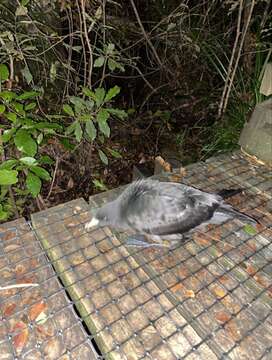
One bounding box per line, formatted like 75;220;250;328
63;85;127;164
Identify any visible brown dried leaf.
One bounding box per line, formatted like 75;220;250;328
15;264;26;275
12;321;29;353
247;241;257;252
67;177;74;189
225;321;240;341
29;302;47;321
178;266;189;279
193;232;210;246
171;283;184;293
16;276;36;284
155;156;172;173
254;274;268;288
4;244;20;252
246;264;257;276
215;311;231;323
3;303;17;317
179;167;187;177
185;289;195;298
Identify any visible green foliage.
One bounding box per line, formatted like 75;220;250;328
63;85;127;165
0;86;54;220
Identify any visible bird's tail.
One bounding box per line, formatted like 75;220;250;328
217;188;244;199
218;205;258;225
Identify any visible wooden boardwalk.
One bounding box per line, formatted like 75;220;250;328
0;151;271;359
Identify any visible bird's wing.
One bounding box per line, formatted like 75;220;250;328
122;180;221;235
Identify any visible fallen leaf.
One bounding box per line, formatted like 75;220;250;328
247;241;257;252
246;264;257;276
178;266;189;279
254;274;268;288
243;224;257;235
170;174;183;182
12;321;29;353
4;244;20;252
29;302;47;321
225;321;240;341
171;283;184;293
15;264;26;275
67;177;74;189
212;285;226;298
179;167;187;177
16;276;36;284
193;232;210;246
155;156;172;172
3;303;17;317
215;311;231;323
185;289;195;298
36;311;48;325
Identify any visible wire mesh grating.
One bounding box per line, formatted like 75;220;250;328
0;150;271;359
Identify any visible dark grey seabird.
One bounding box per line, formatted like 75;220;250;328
85;179;257;245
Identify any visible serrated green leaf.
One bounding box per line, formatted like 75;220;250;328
19;157;37;166
105;86;120;102
95;88;105;107
0;160;17;170
98;150;108;165
17;91;38;100
6;112;17;122
63;104;74;116
0;91;15;102
106;108;127;119
21;0;30;6
243;224;257;235
25;102;37;111
0;169;18;185
0;64;9;82
0;104;5;114
1;128;16;143
21;66;33;85
14;129;37;156
26;172;41;197
30;166;51;180
94;56;105;68
98;119;110;137
85;120;97;141
75;122;83;142
82;87;95;99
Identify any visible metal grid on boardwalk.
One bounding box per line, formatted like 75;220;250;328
0;151;271;359
0;218;98;359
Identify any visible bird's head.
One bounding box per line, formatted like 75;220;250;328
85;201;121;230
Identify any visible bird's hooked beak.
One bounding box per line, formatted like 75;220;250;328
85;216;99;231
